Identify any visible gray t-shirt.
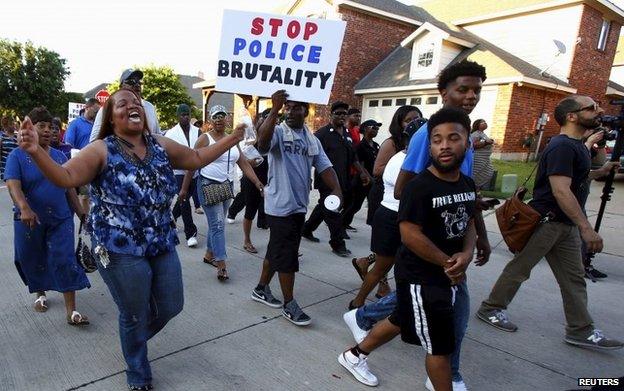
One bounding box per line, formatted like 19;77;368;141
260;124;332;216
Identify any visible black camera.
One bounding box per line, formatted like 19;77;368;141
600;115;624;133
591;126;618;147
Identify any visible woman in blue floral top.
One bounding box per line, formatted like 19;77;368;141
17;88;245;391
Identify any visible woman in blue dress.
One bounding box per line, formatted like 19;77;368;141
17;88;245;391
4;107;90;325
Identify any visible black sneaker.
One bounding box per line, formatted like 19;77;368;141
345;225;358;232
332;247;353;258
565;329;623;350
343;232;351;240
476;308;518;332
584;266;608;279
251;286;282;308
302;231;320;243
282;299;311;326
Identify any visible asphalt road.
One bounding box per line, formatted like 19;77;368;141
0;178;622;391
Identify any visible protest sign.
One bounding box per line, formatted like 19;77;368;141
68;102;85;122
216;10;346;104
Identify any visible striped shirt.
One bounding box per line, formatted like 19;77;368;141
1;132;18;180
471;130;494;189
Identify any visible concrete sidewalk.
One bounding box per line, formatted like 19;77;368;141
0;178;622;391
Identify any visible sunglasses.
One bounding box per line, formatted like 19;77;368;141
332;111;348;116
124;79;142;87
571;103;599;113
211;113;226;120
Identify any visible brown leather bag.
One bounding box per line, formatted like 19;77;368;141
496;187;543;253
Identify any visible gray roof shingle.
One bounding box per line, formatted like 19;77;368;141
347;0;423;22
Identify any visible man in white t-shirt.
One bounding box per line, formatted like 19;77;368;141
89;69;161;142
165;104;201;247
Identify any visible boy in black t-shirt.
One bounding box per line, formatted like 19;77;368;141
339;108;476;390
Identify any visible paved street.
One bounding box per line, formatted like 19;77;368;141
0;178;623;391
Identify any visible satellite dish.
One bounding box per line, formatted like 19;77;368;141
553;39;567;54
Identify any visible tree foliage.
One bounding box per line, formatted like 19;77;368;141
106;65;198;129
0;39;69;119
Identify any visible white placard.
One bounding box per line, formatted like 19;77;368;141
215;10;346;104
68;102;85;122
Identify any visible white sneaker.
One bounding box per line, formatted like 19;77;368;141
343;309;369;344
425;377;469;391
226;217;236;224
338;350;378;387
187;236;198;247
453;380;468;391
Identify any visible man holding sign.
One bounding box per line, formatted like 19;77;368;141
216;10;346;104
251;90;341;326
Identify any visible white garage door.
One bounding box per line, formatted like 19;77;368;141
361;94;442;142
361;86;499;141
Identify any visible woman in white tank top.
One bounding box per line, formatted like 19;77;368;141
182;105;264;281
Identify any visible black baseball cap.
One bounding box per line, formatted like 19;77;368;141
360;119;382;129
331;101;349;113
120;68;144;84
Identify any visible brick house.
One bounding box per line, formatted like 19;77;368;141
198;0;624;159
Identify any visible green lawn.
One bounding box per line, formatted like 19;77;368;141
481;159;537;199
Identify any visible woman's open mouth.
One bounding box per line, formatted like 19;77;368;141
129;111;142;123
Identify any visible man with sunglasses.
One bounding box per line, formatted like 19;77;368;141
478;95;623;350
342;119;380;232
302;101;372;257
89;69;162;142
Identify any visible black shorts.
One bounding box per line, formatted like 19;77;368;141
241;176;262;220
389;281;456;355
265;213;305;273
370;205;401;257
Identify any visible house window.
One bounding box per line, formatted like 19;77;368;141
426;96;438;104
410;97;422;105
396;98;407;106
368;100;379;107
598;19;610;51
382;99;392;107
417;43;435;68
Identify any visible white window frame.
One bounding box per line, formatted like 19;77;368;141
416;43;435;69
598;19;610;51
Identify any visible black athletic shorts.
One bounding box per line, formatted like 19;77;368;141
265;213;305;273
370;205;400;257
389;281;457;355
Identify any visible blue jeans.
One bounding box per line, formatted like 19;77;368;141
97;250;184;387
197;178;232;261
355;280;469;382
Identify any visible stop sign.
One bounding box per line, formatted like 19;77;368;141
95;89;110;104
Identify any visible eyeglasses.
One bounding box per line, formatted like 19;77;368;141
124;79;142;87
332;111;348;116
571;103;599;113
211;113;226;120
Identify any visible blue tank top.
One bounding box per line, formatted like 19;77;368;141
90;135;179;256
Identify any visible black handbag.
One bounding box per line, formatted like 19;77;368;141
76;220;97;273
201;149;234;206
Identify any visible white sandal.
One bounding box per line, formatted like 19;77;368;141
33;296;48;312
67;310;90;326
